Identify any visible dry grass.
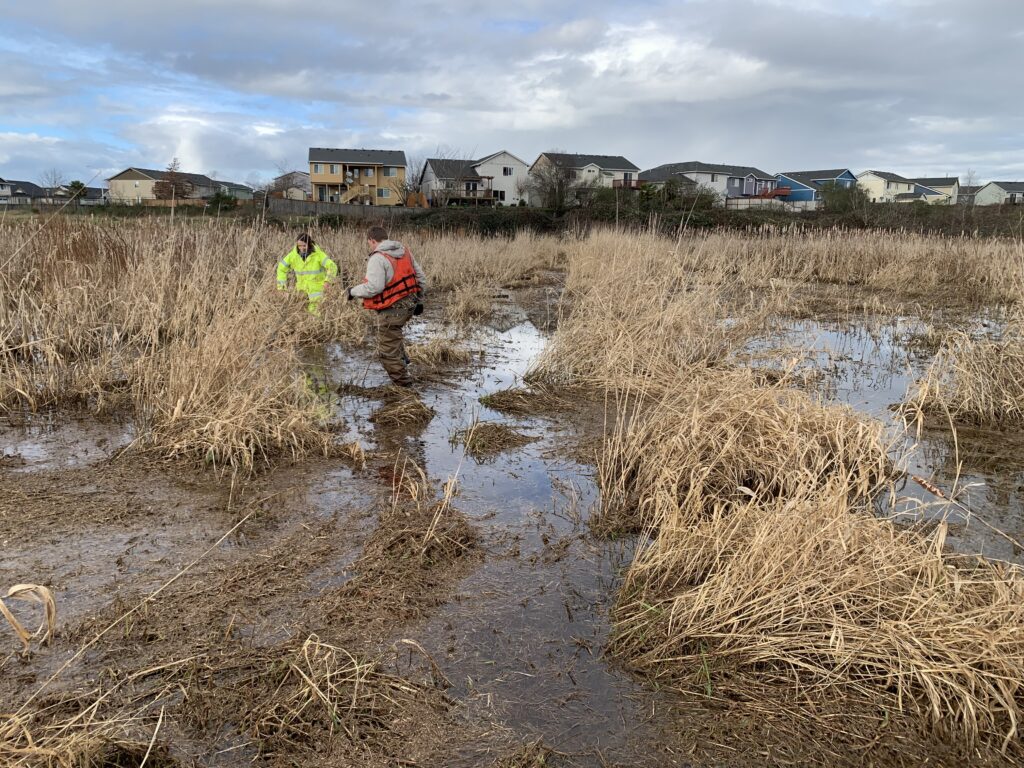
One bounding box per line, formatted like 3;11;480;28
0;584;56;654
454;419;535;459
407;336;474;368
247;635;446;757
370;392;435;430
479;384;577;416
527;231;783;394
596;369;894;535
444;282;494;325
611;487;1024;755
908;316;1024;428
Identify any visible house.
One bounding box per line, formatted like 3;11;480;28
640;162;778;200
271;171;311;200
108;167;219;203
908;177;959;204
308;148;407;206
973;181;1024;206
529;153;641;190
215;181;254;201
0;178;46;205
49;185;108;205
419;151;530;207
855;171;917;203
957;185;983;206
774;169;857;203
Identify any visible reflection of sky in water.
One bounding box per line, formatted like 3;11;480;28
3;416;134;472
746;316;1023;564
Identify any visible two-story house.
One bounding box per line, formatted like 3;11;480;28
0;178;46;205
308;148;408;206
529;153;640;189
271;171;312;200
640;162;777;201
855;171;917;203
908;177;959;204
419;151;529;207
774;169;857;203
973;181;1024;206
108;167;218;203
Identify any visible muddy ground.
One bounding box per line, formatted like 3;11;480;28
2;282;1022;767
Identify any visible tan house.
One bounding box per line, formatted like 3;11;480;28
908;177;959;204
271;170;312;200
107;167;218;203
308;148;407;206
856;170;917;203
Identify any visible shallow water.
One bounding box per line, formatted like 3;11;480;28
746;314;1024;564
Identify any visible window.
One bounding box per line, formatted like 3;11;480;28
383;166;397;177
496;190;506;201
318;186;326;202
503;166;514;176
329;164;338;174
712;174;719;182
134;181;139;187
365;168;375;178
623;172;633;183
376;188;390;198
313;163;322;174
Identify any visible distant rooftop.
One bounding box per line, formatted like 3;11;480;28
308;148;407;166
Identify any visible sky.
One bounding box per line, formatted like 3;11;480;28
1;0;1022;187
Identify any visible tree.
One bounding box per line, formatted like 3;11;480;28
819;180;871;215
153;158;194;201
41;168;66;202
525;151;602;212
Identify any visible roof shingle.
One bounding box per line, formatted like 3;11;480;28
308;148;407;166
543;153;640;172
640;161;775;182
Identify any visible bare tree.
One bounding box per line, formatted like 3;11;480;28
41;168;66;202
962;169;977;206
387;153;426;206
526;151;601;212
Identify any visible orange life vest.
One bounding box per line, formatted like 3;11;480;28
362;249;421;311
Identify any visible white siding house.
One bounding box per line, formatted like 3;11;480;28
856;170;917;203
473;151;529;205
419;151;529;206
974;181;1024;206
639;162;777;201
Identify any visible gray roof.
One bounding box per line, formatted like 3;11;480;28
777;169;853;190
3;180;46;197
308;147;407;166
218;181;252;191
543;153;640;172
988;181;1024;193
960;185;983;195
908;177;959;187
862;170;912;183
425;158;482;181
640;161;775;182
113;167;217;186
895;191;927;200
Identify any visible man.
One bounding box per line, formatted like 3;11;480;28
276;232;338;314
346;226;426;387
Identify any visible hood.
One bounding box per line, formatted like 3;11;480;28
374;240;406;258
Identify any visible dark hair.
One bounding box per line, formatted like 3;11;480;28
296;232;316;250
366;225;388;242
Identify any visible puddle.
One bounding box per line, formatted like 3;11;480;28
0;415;134;471
746;315;1024;564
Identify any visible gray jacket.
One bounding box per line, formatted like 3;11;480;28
349;240;427;300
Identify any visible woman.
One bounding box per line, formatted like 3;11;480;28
275;233;339;314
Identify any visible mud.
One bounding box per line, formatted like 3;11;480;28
3;288;1023;766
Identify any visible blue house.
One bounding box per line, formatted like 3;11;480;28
775;169;857;202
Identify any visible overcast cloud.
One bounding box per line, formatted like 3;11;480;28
1;0;1022;186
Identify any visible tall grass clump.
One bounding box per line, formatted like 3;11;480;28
596;369;893;534
908;313;1024;428
602;369;1024;755
528;230;781;393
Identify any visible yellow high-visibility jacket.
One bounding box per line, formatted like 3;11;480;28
276;246;338;312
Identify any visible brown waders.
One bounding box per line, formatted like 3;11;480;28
373;295;416;386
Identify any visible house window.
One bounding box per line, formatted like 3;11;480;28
712;174;719;182
623;172;633;183
376;188;390;198
329;164;338;174
383;167;397;177
365;168;375;178
318;186;326;202
313;163;322;174
503;166;514;176
134;181;139;187
496;190;506;201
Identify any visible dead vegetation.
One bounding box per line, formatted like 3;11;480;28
369;392;435;430
454;419;535;459
407;336;474;368
0;584;56;654
908;315;1024;428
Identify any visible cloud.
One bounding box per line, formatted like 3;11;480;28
0;0;1021;183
